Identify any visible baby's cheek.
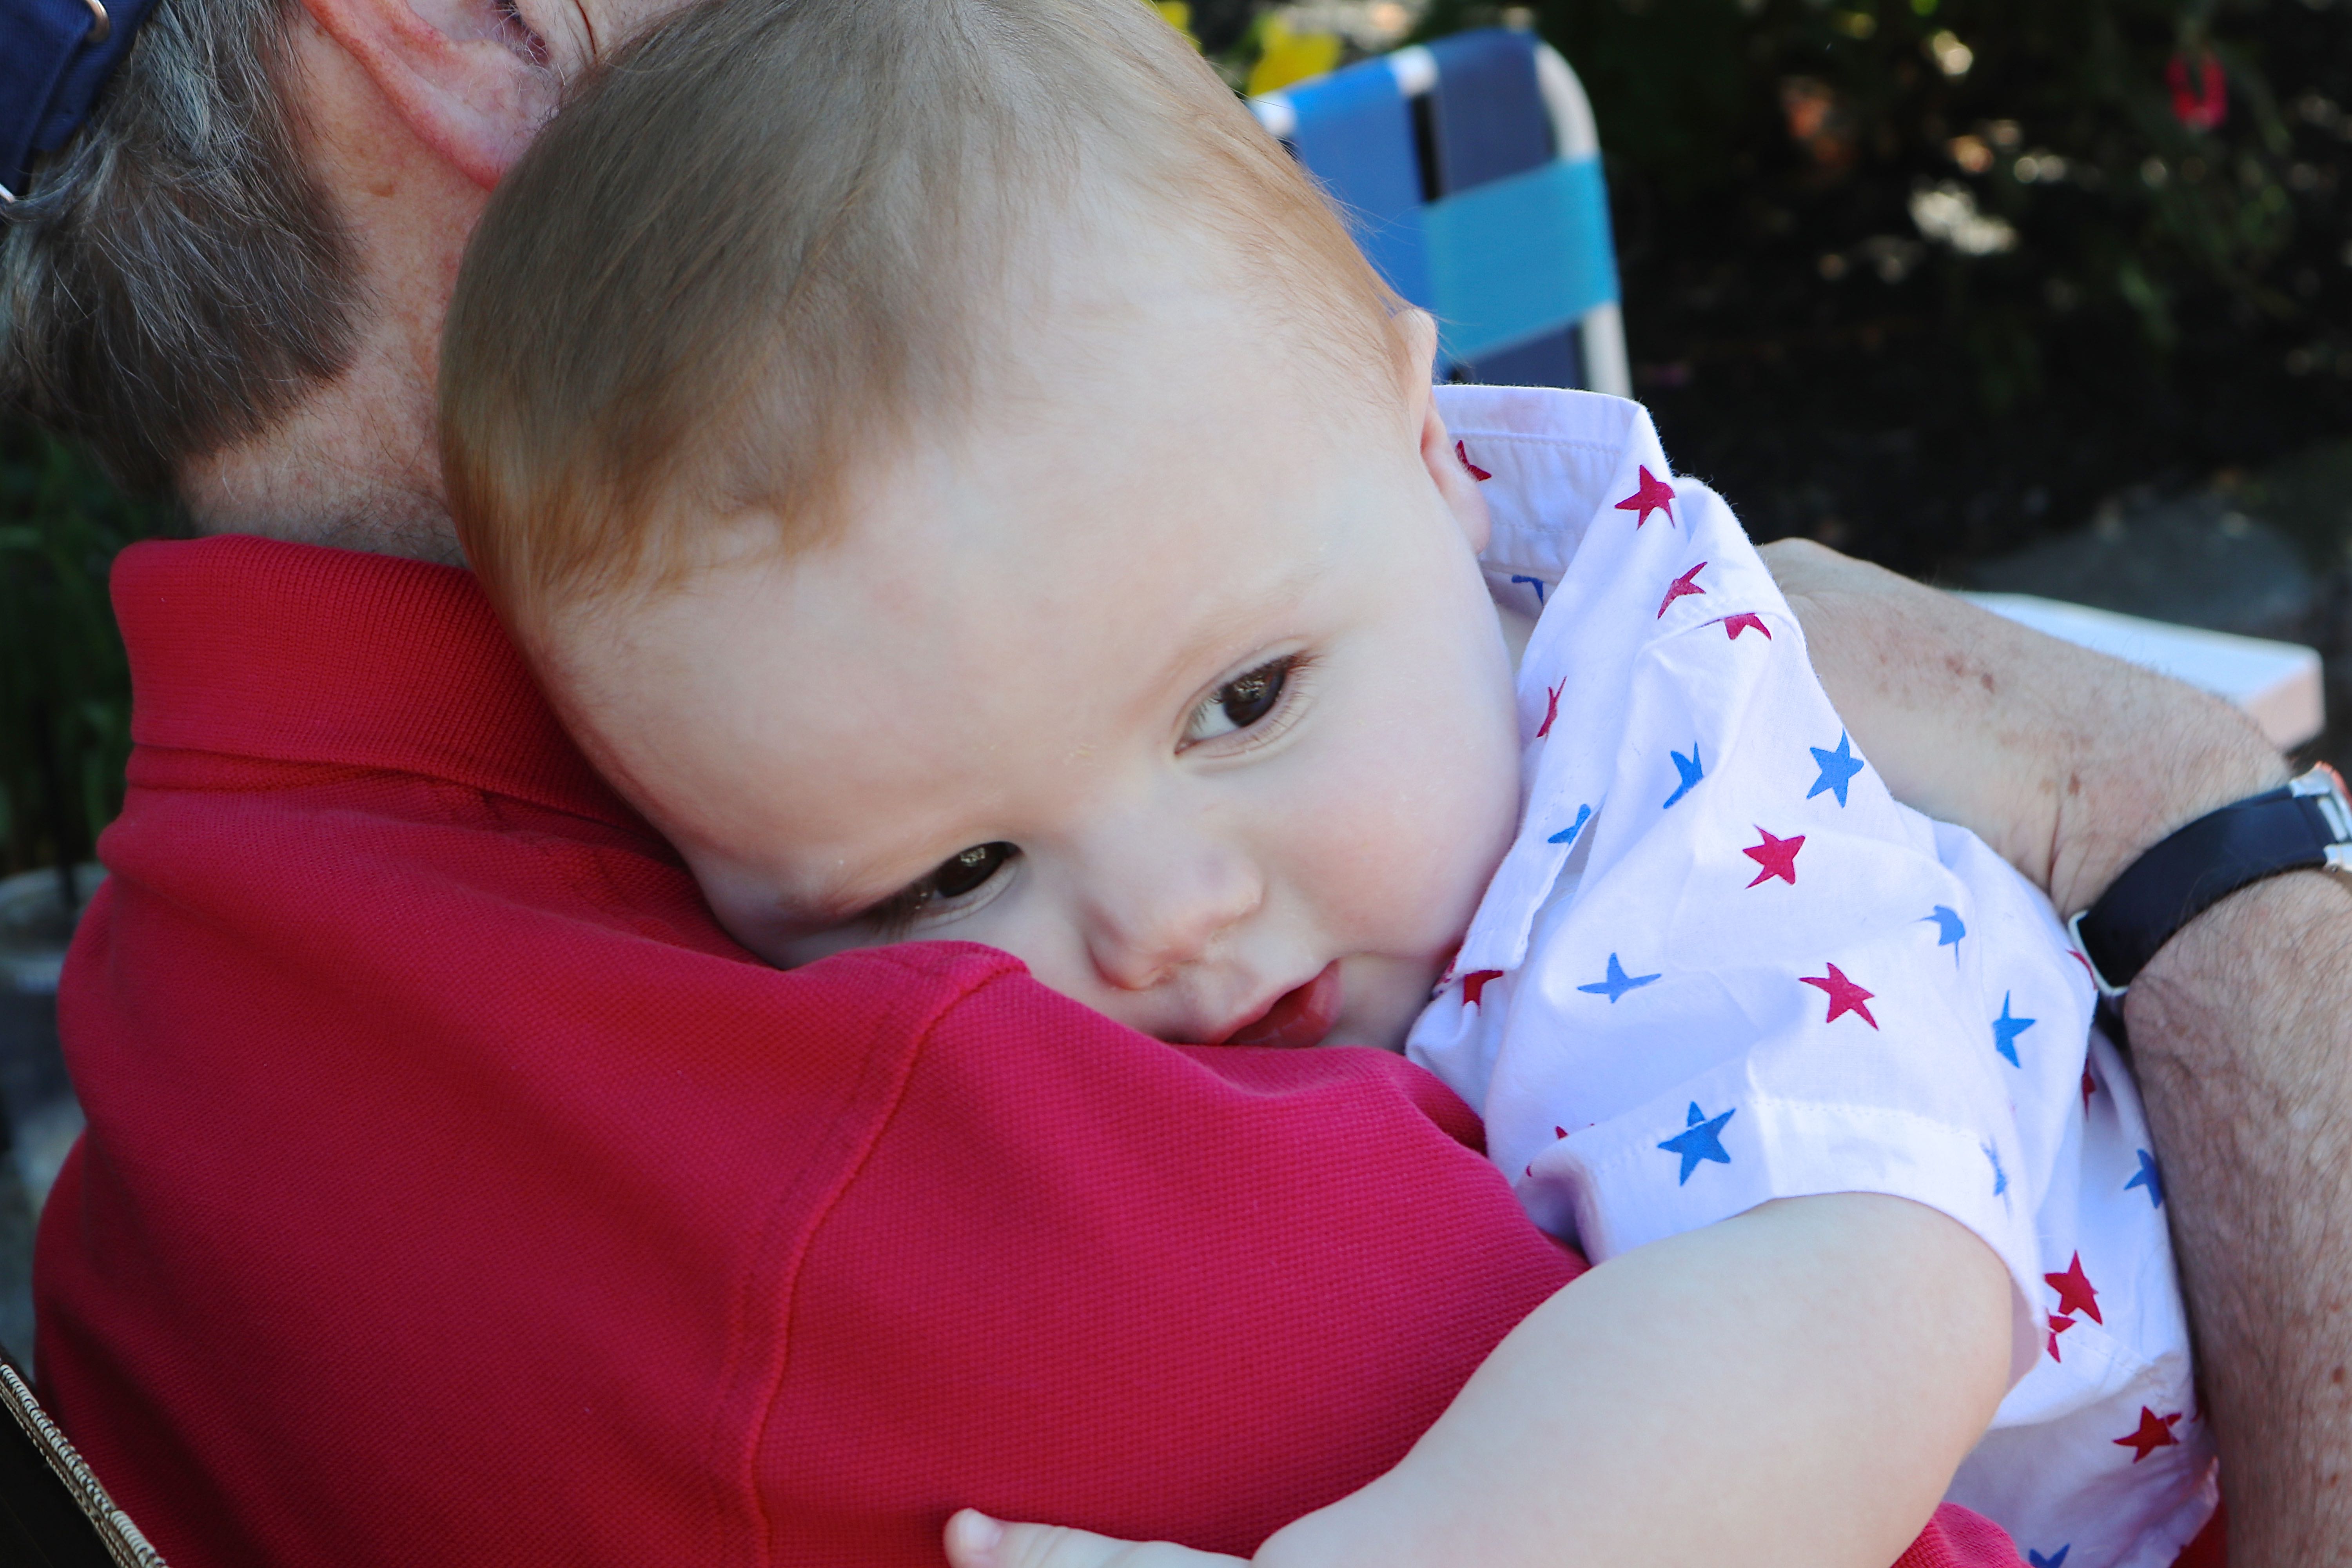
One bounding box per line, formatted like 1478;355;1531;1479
1327;739;1515;950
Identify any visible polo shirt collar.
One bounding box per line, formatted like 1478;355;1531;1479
113;533;638;830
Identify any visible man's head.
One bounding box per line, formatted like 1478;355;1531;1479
443;0;1524;1051
0;0;357;493
0;0;680;550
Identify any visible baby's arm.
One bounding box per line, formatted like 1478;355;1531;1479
946;1190;2012;1568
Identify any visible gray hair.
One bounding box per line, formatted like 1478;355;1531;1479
0;0;358;492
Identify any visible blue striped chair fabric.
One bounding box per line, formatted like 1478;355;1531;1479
1250;28;1630;397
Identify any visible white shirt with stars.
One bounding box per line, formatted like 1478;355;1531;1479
1410;385;2214;1568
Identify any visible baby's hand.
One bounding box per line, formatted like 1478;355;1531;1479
944;1509;1250;1568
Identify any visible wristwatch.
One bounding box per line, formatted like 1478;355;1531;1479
2068;762;2352;998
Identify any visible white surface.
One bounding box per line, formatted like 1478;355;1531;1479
1386;44;1437;96
1532;38;1600;160
1248;92;1297;139
1576;298;1633;400
1962;592;2325;749
1534;45;1632;396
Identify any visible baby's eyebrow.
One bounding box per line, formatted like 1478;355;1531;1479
1145;555;1331;699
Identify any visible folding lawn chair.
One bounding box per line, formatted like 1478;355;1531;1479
0;1340;165;1566
1250;26;1632;398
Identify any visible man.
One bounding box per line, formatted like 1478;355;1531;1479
2;0;2344;1562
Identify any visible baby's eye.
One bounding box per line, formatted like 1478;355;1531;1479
867;842;1019;935
1186;656;1296;744
931;842;1016;900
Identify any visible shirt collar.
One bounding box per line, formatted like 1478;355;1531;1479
114;533;639;831
1437;383;1659;590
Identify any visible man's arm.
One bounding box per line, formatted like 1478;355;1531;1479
1766;538;2352;1563
2128;874;2352;1561
949;1194;2012;1568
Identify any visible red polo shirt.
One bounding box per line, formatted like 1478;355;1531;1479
36;535;2020;1566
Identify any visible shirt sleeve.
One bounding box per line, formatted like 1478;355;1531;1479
1413;470;2092;1380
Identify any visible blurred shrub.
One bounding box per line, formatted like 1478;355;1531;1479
1398;0;2352;567
0;424;178;885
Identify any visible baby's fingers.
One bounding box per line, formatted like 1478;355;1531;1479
944;1509;1250;1568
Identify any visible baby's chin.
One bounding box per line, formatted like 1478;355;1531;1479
1326;955;1450;1054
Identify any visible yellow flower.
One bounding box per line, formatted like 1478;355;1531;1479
1247;16;1343;98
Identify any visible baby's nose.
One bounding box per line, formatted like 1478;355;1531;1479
1083;837;1263;993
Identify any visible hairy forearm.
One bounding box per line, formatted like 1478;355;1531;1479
1255;1195;2011;1568
2127;872;2352;1564
1762;538;2285;915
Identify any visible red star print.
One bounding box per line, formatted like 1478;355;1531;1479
1553;1125;1567;1139
1614;465;1677;528
2066;948;2094;980
1455;441;1492;482
1656;561;1708;620
1537;679;1563;739
1718;612;1772;642
1462;970;1504;1007
2112;1406;2183;1463
2047;1313;2076;1362
1800;963;1878;1028
2082;1066;2098;1112
1742;827;1806;888
2043;1252;2103;1323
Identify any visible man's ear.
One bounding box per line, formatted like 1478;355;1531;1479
297;0;562;187
1399;309;1494;554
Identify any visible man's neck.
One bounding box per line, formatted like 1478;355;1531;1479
179;327;466;566
175;7;486;570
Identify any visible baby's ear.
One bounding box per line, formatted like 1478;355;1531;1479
1400;313;1492;554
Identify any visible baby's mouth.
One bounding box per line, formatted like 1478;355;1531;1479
1220;962;1343;1050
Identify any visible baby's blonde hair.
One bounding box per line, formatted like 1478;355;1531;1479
441;0;1409;633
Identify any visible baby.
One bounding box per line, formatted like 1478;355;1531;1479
439;2;2213;1564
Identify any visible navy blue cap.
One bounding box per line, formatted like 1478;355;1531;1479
2;0;161;201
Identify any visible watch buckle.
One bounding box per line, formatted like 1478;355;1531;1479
2065;908;2129;1001
2292;762;2352;867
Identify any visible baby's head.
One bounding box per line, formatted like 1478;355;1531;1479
442;0;1523;1050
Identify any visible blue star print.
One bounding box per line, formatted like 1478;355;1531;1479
2029;1548;2070;1568
1510;574;1549;605
1548;803;1594;846
2126;1149;2165;1208
1992;993;2036;1067
1663;744;1704;809
1984;1142;2009;1198
1578;953;1662;1003
1658;1102;1735;1185
1807;731;1865;808
1923;905;1965;959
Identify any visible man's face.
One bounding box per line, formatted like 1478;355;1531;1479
561;266;1523;1052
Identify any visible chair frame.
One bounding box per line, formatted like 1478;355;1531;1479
1252;37;1633;400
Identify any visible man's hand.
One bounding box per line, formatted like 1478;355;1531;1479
1762;538;2285;915
946;1510;1246;1568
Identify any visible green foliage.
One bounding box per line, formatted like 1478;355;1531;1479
1401;0;2352;567
0;424;179;883
1426;0;2343;360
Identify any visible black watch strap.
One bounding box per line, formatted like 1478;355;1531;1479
2069;763;2352;997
